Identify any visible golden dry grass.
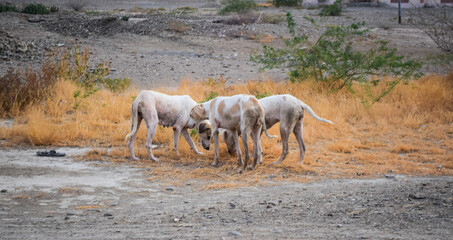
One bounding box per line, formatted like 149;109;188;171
1;73;452;189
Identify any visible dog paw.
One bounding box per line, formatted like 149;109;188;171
247;165;254;171
196;151;204;155
151;158;159;162
211;161;218;167
237;169;243;174
131;157;140;161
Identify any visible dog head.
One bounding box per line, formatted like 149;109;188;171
196;120;212;150
220;129;236;155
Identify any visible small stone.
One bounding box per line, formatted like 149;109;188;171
385;175;395;178
228;230;241;236
273;229;283;234
337;224;342;228
229;202;236;208
166;187;174;191
104;213;113;217
1;189;7;193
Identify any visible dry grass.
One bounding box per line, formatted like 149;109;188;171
1;72;452;189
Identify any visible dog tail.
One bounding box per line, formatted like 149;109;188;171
300;101;334;124
258;104;277;138
125;99;140;141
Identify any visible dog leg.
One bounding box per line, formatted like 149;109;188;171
294;121;306;163
231;130;242;166
250;124;261;170
143;108;159;162
172;126;182;155
212;128;220;167
274;123;290;165
239;129;251;173
128;114;143;161
181;128;203;155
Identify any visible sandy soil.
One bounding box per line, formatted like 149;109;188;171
1;1;453;239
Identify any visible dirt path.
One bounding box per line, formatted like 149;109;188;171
1;148;452;239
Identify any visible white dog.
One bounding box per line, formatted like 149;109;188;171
220;94;333;164
189;94;276;173
125;90;207;161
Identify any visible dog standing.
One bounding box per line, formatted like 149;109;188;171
125;90;205;161
221;94;333;164
189;94;276;172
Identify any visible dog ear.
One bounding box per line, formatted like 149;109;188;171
191;104;205;120
198;121;211;134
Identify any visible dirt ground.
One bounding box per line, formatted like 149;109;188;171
1;1;453;239
1;148;452;239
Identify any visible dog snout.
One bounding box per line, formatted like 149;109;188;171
203;144;210;150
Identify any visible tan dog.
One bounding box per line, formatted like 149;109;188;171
188;94;276;172
125;90;205;161
221;94;333;164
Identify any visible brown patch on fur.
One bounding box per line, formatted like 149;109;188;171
230;103;240;115
191;105;205;121
217;100;225;116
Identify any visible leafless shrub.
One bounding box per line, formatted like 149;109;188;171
409;7;453;53
67;0;87;12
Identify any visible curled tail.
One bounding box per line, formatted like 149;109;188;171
300;101;334;124
258;105;277;138
125;100;140;141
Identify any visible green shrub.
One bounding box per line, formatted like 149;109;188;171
22;4;50;14
273;0;302;7
251;12;422;107
0;4;18;13
101;77;132;94
219;0;257;15
320;0;343;16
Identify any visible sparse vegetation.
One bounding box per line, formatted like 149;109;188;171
171;7;198;15
219;0;257;15
273;0;302;7
409;8;453;53
251;12;422;106
22;4;50;15
0;63;56;117
68;1;87;12
320;0;343;16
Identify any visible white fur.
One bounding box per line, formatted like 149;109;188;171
189;94;276;172
125;90;202;161
222;94;333;164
